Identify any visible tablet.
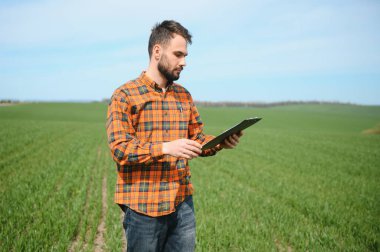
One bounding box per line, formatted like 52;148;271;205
202;117;262;150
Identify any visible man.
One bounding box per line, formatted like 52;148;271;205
106;20;242;252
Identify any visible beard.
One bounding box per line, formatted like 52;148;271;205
157;54;181;83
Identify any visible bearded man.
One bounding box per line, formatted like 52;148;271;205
106;20;242;252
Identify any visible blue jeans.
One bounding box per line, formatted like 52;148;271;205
122;196;196;252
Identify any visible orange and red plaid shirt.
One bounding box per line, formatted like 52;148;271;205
106;72;220;217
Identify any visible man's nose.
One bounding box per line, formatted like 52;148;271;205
179;57;186;67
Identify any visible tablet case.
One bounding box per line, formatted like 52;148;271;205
202;117;262;150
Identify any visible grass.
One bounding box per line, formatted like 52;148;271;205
0;102;379;251
193;105;380;251
0;103;109;251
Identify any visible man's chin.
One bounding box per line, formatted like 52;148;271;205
171;73;180;82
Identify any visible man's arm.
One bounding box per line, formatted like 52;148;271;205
106;93;165;165
187;101;223;156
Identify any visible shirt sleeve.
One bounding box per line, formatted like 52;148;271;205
187;100;222;157
106;92;164;165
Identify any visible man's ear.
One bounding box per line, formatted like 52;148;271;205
153;44;161;61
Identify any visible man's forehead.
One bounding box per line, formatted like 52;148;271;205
169;34;187;48
167;34;188;51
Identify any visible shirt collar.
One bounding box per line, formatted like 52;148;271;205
139;71;173;92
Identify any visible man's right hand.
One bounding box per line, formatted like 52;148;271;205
162;139;202;160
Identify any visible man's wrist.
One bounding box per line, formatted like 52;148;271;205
162;142;168;155
150;142;164;158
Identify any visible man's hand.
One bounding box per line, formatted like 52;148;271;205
162;139;202;159
220;131;244;149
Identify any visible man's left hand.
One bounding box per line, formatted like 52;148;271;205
220;130;244;149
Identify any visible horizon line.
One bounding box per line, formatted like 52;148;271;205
1;99;379;107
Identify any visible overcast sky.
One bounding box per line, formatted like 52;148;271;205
1;0;379;105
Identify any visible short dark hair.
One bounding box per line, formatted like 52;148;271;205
148;20;192;58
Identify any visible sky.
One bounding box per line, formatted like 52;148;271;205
0;0;379;105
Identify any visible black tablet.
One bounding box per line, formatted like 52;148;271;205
202;117;262;150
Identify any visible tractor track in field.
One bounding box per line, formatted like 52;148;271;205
94;173;107;252
69;146;105;252
275;238;293;252
121;210;127;251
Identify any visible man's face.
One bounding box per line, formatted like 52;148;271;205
157;34;188;83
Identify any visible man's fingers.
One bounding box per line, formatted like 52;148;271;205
179;148;199;159
184;139;202;149
185;143;202;154
180;141;201;158
180;153;192;159
227;135;238;146
222;135;239;148
182;149;198;158
230;134;240;143
223;138;233;148
182;140;202;154
219;131;244;150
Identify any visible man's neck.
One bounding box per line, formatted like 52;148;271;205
145;67;168;89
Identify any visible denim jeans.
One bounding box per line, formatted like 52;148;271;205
122;196;196;252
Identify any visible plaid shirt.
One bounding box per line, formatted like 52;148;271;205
106;72;221;217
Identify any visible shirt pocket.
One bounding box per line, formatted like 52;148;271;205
172;101;190;138
133;101;155;140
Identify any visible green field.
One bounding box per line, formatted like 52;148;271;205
0;102;379;251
